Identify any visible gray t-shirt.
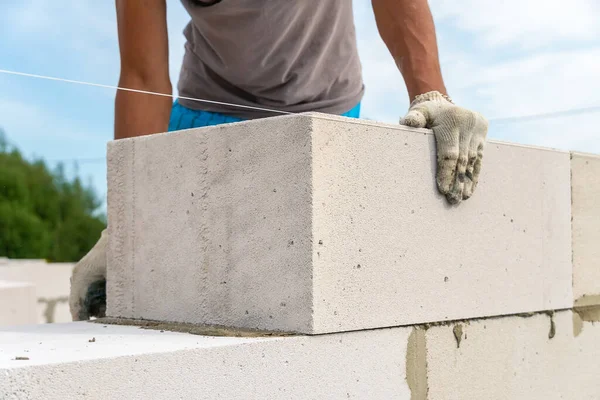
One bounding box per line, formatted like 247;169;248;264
177;0;365;119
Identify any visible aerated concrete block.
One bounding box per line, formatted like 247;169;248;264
0;321;413;399
2;310;598;399
571;152;600;308
0;281;37;326
106;113;573;334
423;310;600;399
0;261;74;323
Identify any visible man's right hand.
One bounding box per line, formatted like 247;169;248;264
69;229;108;321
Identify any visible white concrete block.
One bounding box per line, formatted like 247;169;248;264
1;310;598;399
571;152;600;307
0;260;74;323
424;310;600;399
0;261;73;300
0;321;412;400
0;281;37;326
107;113;573;334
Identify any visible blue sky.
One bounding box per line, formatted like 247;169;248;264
1;0;600;213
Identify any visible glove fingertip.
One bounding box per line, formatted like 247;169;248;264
446;191;462;205
400;111;427;128
436;181;448;195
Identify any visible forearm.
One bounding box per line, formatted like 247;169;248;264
371;0;447;101
114;75;172;140
114;0;170;140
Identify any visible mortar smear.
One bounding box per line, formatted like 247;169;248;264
453;324;464;348
574;305;600;324
91;317;297;338
406;327;428;400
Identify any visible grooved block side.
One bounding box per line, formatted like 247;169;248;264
106;139;135;318
571;152;600;307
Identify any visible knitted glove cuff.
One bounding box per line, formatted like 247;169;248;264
410;91;454;108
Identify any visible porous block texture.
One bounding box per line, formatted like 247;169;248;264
107;113;572;334
2;311;599;399
571;152;600;308
424;310;600;399
0;281;37;326
0;322;412;399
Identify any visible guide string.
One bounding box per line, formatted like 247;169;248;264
2;68;600;124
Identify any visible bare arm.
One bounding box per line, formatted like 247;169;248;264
114;0;172;140
371;0;447;102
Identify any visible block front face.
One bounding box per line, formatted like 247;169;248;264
311;116;573;333
3;313;599;399
426;311;600;399
107;116;315;332
0;322;413;400
571;152;600;307
106;139;135;319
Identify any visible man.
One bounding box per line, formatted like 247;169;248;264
69;0;488;320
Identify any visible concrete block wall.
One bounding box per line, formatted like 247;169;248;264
0;259;74;324
1;113;598;399
1;310;599;399
423;310;600;399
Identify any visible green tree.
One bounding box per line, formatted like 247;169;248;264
0;129;106;262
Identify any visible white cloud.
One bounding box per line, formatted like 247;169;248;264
1;0;194;96
350;1;600;153
423;0;600;153
442;47;600;119
430;0;600;50
2;1;119;84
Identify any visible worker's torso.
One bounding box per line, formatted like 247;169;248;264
177;0;365;119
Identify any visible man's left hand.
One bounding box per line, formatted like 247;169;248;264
400;91;489;204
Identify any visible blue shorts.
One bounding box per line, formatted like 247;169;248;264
168;100;361;132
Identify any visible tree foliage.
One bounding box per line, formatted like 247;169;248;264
0;129;106;262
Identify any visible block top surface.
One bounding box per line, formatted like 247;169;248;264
0;280;34;289
0;322;276;368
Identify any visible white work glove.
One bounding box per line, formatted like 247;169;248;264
400;91;488;204
69;228;107;320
